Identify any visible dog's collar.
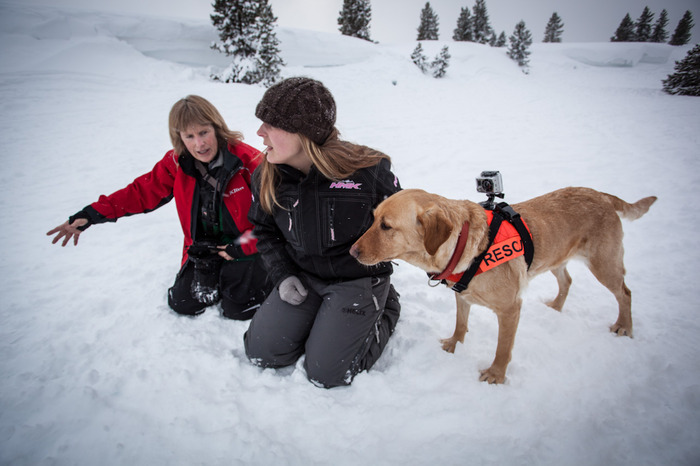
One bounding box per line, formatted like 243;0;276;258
430;221;470;281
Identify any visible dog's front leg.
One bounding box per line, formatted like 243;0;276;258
440;293;470;353
479;300;522;384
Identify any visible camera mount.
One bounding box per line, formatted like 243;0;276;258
480;191;505;210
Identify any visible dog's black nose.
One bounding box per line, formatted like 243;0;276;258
349;244;360;259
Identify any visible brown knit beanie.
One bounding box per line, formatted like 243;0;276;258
255;77;336;145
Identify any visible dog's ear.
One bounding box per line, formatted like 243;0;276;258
419;208;453;256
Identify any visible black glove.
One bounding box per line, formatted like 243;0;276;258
225;243;245;259
68;208;93;231
224;230;256;259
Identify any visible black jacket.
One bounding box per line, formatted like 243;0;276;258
249;158;401;286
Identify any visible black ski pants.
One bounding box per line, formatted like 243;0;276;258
168;256;271;320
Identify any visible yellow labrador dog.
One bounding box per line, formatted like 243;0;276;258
350;187;656;384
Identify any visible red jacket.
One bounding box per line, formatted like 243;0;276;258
82;141;262;266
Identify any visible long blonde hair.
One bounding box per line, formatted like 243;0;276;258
257;128;390;214
168;95;243;156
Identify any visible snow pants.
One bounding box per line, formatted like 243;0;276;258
244;273;401;388
168;255;271;320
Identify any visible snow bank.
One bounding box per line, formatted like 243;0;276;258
277;27;379;68
563;42;673;67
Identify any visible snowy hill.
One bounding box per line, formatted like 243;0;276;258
1;1;700;465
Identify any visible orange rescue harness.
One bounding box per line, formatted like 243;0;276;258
430;203;534;293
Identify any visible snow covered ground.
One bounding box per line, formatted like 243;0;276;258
1;2;699;465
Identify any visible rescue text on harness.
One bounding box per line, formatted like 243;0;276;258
430;202;534;293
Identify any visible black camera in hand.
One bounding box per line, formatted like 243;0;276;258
187;241;222;259
187;241;223;305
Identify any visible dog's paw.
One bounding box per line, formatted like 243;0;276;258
479;367;506;384
544;298;564;312
610;323;634;338
440;337;459;353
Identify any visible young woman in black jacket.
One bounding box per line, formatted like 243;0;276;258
245;77;402;388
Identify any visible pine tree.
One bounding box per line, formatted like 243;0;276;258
453;7;473;42
338;0;372;42
611;13;635;42
650;9;669;43
431;46;451;78
211;0;258;58
488;31;497;47
543;12;564;43
472;0;492;44
211;0;284;85
669;10;695;46
211;0;260;83
508;20;533;68
411;42;428;73
662;43;700;96
634;6;654;42
254;0;284;86
417;2;439;40
495;31;507;47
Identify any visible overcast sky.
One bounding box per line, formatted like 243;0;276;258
18;0;699;43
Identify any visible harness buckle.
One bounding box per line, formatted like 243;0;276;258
451;282;468;293
495;202;519;220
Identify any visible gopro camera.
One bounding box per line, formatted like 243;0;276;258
476;171;504;209
476;171;503;195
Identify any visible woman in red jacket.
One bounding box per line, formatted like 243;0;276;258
47;95;271;319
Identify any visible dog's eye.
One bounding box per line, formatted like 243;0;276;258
380;221;392;231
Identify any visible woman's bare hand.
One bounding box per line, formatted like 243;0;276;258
46;218;89;247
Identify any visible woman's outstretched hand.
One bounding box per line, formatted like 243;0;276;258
46;218;88;247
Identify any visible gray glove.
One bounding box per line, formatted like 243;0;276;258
278;276;308;305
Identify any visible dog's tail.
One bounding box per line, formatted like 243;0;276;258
605;193;657;221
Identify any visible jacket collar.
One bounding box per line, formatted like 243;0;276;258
179;143;242;177
278;163;318;182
